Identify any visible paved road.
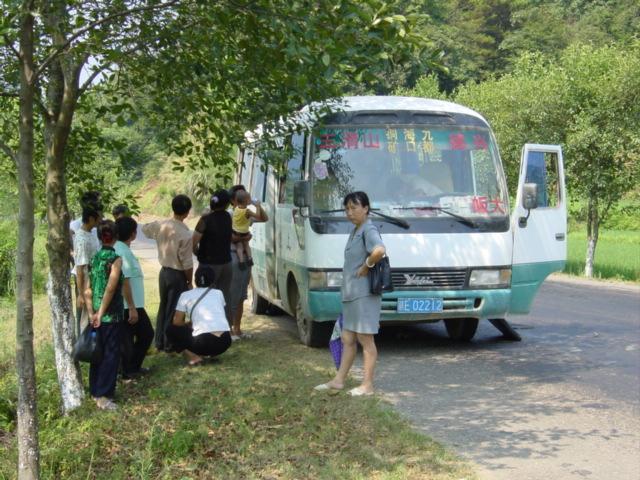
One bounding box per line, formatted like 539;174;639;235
366;278;640;480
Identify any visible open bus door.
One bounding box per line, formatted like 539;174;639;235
510;144;567;313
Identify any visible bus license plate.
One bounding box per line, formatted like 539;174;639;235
397;298;444;313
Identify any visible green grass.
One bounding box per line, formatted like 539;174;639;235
0;277;475;479
565;229;640;282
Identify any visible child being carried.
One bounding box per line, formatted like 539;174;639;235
232;190;261;269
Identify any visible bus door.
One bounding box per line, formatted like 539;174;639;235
275;133;306;303
510;144;567;313
263;167;278;299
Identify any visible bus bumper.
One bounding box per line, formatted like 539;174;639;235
307;289;512;323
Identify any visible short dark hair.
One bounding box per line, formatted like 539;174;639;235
116;216;137;241
81;205;101;224
171;194;192;215
80;191;103;215
343;191;370;214
97;220;118;244
111;204;129;218
210;189;231;211
195;266;217;288
229;184;246;201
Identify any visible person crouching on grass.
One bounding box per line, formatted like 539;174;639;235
166;267;232;366
84;220;137;410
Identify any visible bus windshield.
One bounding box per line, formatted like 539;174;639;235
310;125;508;220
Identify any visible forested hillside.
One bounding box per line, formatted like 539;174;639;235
2;0;637;217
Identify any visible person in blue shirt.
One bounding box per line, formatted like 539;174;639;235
115;216;154;379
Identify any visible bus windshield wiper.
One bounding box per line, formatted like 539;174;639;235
316;209;410;230
370;209;410;229
395;205;477;228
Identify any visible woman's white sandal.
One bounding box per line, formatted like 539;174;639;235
348;387;374;397
313;383;343;391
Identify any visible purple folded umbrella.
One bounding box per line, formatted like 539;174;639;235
328;314;343;369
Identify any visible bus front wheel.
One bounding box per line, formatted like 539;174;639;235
292;286;332;347
444;318;478;342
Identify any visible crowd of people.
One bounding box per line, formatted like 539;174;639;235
70;186;267;410
71;186;388;409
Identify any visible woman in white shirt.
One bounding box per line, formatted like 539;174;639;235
167;268;232;365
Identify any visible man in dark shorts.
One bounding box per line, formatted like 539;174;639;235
227;185;268;339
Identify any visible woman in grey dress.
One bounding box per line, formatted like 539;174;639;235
315;191;387;396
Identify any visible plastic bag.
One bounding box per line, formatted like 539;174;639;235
328;314;343;369
72;325;103;364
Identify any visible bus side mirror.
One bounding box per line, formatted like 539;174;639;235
519;183;538;227
293;180;311;208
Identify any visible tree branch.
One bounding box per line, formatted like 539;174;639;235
78;63;110;97
0;139;16;164
2;33;20;59
33;0;181;82
0;92;20;98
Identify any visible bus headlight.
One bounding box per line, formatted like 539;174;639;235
308;271;343;289
326;271;343;288
469;268;511;288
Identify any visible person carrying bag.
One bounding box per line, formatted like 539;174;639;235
166;268;232;366
315;191;387;397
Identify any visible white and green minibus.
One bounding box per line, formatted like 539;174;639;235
237;96;566;346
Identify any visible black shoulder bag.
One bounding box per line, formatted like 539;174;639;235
362;228;393;295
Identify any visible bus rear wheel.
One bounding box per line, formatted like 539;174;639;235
444;318;478;342
291;285;332;347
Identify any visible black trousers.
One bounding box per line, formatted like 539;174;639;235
166;325;231;358
156;267;188;351
121;308;154;375
89;322;123;398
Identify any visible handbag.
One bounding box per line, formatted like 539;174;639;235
362;229;393;295
369;256;393;294
72;325;103;364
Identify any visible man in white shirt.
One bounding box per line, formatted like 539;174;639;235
73;202;102;335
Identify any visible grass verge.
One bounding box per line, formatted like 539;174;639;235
564;229;640;282
0;277;475;479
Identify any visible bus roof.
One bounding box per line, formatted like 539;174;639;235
303;96;486;121
244;96;488;143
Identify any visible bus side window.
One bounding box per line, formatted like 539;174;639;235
240;149;253;188
251;151;267;202
525;151;560;207
280;133;305;205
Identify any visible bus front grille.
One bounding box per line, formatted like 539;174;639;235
391;269;467;289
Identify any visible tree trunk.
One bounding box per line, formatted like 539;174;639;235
16;4;40;479
584;196;599;278
44;62;84;413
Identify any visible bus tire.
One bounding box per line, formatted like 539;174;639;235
250;279;270;315
444;318;478;342
291;284;331;347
